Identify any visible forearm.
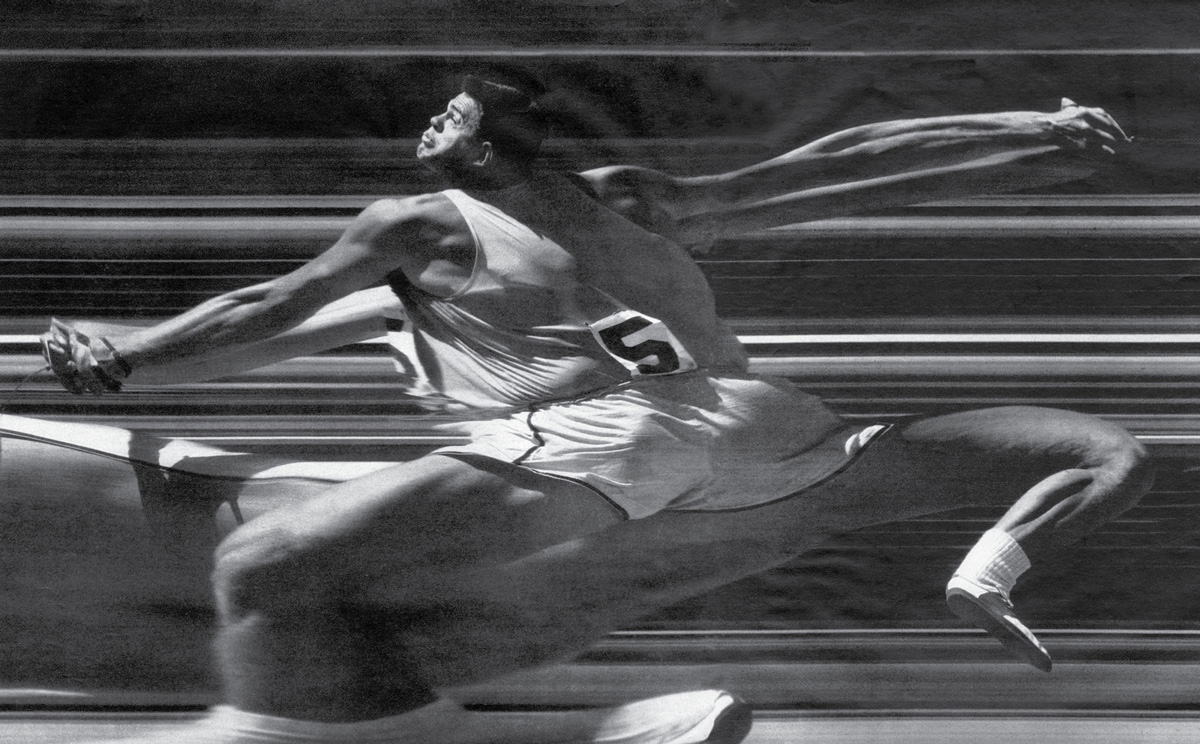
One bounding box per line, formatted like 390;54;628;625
111;280;323;374
93;288;395;385
584;102;1125;244
676;112;1075;214
676;143;1092;245
41;198;425;394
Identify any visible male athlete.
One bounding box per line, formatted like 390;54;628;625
42;75;1146;743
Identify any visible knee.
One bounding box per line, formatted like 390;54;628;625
211;520;340;619
1086;421;1155;508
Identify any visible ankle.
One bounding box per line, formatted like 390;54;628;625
951;528;1031;600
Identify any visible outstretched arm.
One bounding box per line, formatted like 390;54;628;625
580;99;1130;249
64;286;400;386
42;197;451;394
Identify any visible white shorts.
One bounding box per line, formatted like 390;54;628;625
434;372;888;519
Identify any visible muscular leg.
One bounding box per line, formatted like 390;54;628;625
69;405;1151;742
884;407;1152;669
808;406;1152;548
376;406;1152;686
209;453;623;724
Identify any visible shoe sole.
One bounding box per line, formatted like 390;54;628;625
946;588;1053;673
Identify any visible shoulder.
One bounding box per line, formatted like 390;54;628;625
344;193;469;249
356;193;463;231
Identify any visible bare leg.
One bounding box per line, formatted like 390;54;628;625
368;406;1152;686
210;453;623;723
45;405;1150;741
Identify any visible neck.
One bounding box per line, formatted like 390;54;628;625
441;161;532;192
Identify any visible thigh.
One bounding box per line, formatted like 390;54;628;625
761;405;1143;535
216;452;625;597
557;405;1136;558
383;407;1145;685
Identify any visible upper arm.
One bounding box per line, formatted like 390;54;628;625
270;194;458;310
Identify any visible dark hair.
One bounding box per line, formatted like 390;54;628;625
461;74;549;166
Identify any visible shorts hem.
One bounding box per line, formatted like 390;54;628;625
662;422;894;515
435;451;631;521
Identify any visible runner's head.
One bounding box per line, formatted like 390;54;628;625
417;74;548;182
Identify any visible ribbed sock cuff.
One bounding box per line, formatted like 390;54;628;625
952;528;1031;600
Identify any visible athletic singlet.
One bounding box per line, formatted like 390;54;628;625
384;174;748;411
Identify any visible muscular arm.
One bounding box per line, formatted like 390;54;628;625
69;286;401;385
45;196;464;392
580;100;1129;249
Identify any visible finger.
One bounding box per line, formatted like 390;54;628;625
68;338;107;395
1102;145;1116;155
1049;122;1087;149
42;330;86;395
39;334;56;363
1079;107;1132;142
42;336;68;368
1106;115;1131;143
1061;97;1077;109
43;339;81;392
49;318;72;346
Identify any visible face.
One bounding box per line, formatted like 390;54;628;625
416;93;487;172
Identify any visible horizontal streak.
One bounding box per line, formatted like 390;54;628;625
0;195;388;210
3;194;1199;211
6;215;1200;242
12;352;1200;389
705;258;1200;264
5;47;1200;59
750;355;1200;374
609;628;1200;638
745;334;1200;344
0;411;1190;445
924;195;1200;208
764;215;1200;236
0;216;347;234
12;333;1200;346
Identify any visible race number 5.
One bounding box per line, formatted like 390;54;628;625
588;310;697;377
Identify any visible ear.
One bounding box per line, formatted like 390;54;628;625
472;141;494;168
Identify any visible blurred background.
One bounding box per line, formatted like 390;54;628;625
5;0;1200;719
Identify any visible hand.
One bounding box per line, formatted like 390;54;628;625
1042;98;1131;155
40;318;126;395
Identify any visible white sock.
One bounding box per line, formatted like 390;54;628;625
203;698;467;743
950;528;1031;600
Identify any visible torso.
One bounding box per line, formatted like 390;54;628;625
385;172;748;411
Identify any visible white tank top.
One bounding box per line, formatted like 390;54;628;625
385;174;748;411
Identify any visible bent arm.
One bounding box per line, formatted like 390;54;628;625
581;100;1129;247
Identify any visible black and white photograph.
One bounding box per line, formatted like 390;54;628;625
2;1;1199;742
